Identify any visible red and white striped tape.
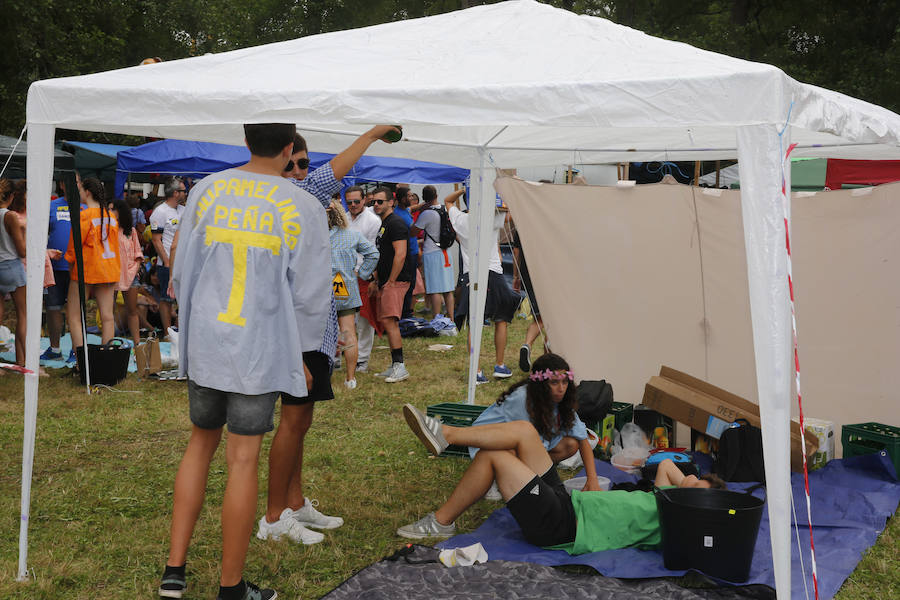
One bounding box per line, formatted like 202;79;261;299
781;141;819;600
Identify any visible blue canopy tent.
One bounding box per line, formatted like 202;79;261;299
62;140;133;181
115;139;469;197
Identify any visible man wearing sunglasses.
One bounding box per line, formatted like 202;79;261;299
345;185;381;373
258;126;402;550
370;185;414;382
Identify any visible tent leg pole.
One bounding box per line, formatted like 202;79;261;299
465;149;495;404
20;123;56;581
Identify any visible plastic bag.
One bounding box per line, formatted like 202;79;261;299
610;423;650;472
620;422;649;451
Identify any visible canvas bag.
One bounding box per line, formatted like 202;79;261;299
135;335;162;376
715;419;766;482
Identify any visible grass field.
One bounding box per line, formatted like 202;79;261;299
0;315;897;599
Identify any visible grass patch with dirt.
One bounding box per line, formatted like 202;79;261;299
0;316;897;599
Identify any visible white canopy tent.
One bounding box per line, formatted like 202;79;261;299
21;1;900;596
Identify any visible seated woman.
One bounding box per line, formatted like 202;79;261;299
470;353;596;467
398;404;725;553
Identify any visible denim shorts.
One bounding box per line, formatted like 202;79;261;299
188;379;279;436
0;259;26;293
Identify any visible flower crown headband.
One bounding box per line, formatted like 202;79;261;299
529;369;574;382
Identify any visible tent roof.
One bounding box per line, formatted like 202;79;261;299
1;134;74;177
61;140;133;180
26;0;900;166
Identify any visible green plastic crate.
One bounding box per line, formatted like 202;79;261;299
842;422;900;476
426;402;489;457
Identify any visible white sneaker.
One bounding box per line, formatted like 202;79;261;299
289;497;344;530
484;481;502;501
396;512;456;539
356;361;369;373
256;508;324;544
384;362;409;383
403;403;449;456
344;378;357;389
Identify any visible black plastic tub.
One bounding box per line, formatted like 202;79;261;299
655;487;764;582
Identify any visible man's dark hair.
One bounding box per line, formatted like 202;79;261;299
395;185;410;208
345;185;364;198
292;132;307;154
373;185;394;203
243;123;296;158
422;185;438;203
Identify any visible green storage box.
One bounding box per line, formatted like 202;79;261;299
426;402;488;457
842;422;900;477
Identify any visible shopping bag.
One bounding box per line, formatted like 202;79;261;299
135;336;162;376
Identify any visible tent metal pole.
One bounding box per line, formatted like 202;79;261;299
20;122;55;581
465;148;495;404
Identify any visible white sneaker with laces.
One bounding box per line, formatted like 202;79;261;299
384;362;409;383
290;497;344;530
256;508;324;544
396;512;456;539
403;403;449;456
344;378;357;389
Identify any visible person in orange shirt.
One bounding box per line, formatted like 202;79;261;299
65;176;120;347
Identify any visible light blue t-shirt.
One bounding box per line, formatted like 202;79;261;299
468;386;588;458
173;168;330;397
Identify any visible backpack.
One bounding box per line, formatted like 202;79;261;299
715;419;766;482
575;379;614;428
424;206;457;249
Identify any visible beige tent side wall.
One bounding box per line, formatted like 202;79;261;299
498;178;900;455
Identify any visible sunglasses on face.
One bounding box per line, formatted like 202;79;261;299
374;199;387;205
347;199;363;205
284;158;310;172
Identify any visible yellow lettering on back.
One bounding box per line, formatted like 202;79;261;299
239;179;255;197
259;212;274;233
254;181;270;199
228;207;242;229
226;178;241;196
242;206;259;231
213;180;228;198
204;226;282;327
213;205;228;225
265;184;279;203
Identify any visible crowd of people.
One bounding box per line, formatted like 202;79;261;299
1;123;564;600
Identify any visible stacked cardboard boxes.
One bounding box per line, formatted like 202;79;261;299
641;366;818;472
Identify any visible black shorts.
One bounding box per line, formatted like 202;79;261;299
281;351;335;405
454;271;522;329
506;467;577;547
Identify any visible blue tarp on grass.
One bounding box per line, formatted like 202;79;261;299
439;453;899;600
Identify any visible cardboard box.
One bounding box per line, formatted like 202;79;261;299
805;418;835;470
642;366;818;472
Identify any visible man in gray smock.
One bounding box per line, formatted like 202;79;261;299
161;123;317;600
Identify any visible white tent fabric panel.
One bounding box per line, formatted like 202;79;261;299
495;177;900;443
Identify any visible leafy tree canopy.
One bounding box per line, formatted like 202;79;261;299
1;0;896;143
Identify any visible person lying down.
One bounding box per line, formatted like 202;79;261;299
398;404;725;554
